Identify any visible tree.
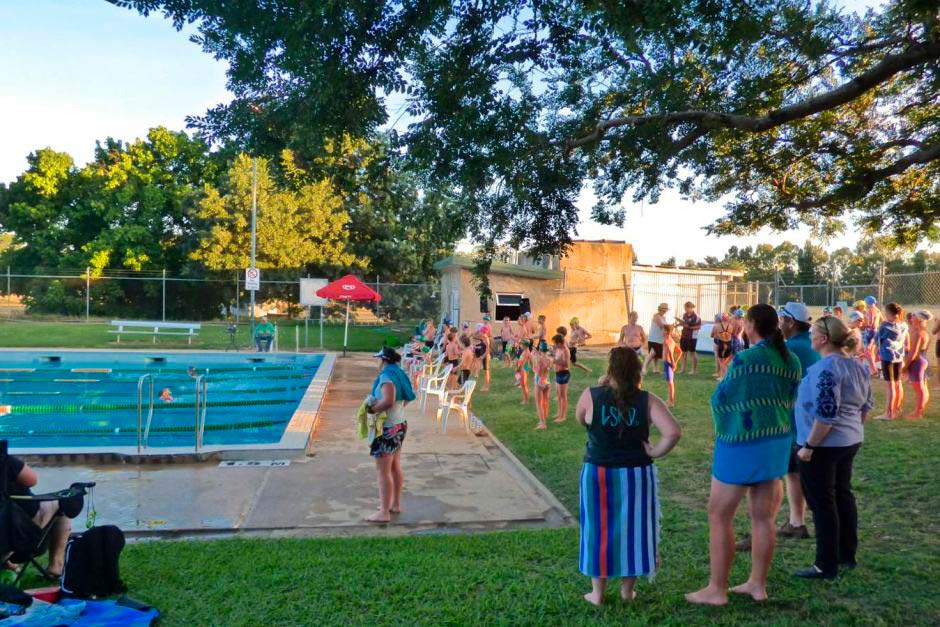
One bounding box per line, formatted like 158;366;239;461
113;0;940;254
0;128;223;317
191;152;359;271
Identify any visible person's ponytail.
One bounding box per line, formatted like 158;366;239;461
769;327;790;361
746;303;789;361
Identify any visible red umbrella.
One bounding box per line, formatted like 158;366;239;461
316;275;382;354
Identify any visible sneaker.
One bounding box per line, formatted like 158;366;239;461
735;534;752;552
778;522;811;539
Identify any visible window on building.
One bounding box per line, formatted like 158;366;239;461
495;293;524;321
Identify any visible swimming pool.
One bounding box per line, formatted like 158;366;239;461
0;350;334;455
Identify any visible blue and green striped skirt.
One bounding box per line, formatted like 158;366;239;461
579;462;659;578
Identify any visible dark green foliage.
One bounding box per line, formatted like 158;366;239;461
112;0;940;253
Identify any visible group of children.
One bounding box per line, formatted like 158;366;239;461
407;313;595;430
835;296;936;420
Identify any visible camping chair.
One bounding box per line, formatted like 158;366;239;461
436;379;476;434
0;441;96;586
419;364;453;414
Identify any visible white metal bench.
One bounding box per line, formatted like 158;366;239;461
109;320;202;345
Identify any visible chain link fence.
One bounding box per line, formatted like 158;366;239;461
733;270;940;317
0;267;438;326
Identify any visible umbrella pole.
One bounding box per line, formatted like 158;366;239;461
343;299;350;357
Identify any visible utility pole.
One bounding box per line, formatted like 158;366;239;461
249;157;258;338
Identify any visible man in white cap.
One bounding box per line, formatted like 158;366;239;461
774;303;820;538
643;303;670;375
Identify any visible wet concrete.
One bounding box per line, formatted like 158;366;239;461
29;354;572;537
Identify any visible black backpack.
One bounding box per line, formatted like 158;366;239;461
61;525;127;598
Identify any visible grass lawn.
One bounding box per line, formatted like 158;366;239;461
26;352;940;625
0;320;411;352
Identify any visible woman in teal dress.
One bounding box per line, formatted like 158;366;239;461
686;304;802;606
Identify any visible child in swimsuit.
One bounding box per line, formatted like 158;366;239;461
515;339;532;404
444;331;462;388
662;324;682;407
712;313;734;380
457;336;474;386
532;343;552;430
551;333;571;423
905;310;932;419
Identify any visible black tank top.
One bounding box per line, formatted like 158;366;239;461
583;387;652;468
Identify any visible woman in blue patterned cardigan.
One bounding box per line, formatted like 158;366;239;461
687;304;802;606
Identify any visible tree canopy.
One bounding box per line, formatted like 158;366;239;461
112;0;940;254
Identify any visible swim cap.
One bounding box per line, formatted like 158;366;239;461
714;313;722;322
853;300;866;308
570;317;579;325
734;309;745;318
915;309;934;321
848;311;864;322
864;295;877;306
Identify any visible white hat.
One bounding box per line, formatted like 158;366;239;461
779;302;811;323
848;311;864;322
915;309;934;322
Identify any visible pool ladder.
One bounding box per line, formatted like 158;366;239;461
137;374;154;453
137;373;208;453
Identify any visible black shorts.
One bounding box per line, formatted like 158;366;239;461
882;361;901;382
680;338;697;353
424;340;435;349
459;369;471;384
648;341;663;359
570;346;578;363
446;359;459;370
715;340;732;359
482;355;490;371
555;369;571;385
788;443;801;474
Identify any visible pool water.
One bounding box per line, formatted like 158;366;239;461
0;351;324;450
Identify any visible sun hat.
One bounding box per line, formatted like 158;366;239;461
779;302;811;323
915;309;934;321
864;295;877;306
373;346;401;363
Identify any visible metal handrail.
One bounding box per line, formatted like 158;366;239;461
194;375;208;451
136;374;154;453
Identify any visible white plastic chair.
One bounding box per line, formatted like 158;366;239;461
420;364;454;413
437;379;476;434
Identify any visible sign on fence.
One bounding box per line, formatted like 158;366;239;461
245;267;260;291
299;278;328;306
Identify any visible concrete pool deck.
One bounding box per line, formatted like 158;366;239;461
28;354;573;537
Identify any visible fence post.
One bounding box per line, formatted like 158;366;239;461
773;270;780;307
5;266;8;297
375;275;381;320
235;270;240;324
877;259;886;304
162;269;167;321
799;285;804;303
85;267;90;321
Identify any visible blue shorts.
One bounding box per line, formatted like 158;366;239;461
861;329;875;346
555;370;571;385
663;362;674;383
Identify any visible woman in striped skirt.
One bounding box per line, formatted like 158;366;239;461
576;347;682;605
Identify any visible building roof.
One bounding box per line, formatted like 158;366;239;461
631;264;745;277
433;255;564;280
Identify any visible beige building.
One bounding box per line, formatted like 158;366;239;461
434;240;634;345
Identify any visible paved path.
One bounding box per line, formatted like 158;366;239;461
31;354;571;537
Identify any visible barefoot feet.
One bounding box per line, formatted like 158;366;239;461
583;591;603;606
730;580;768;602
365;511;390;523
685;585;728;606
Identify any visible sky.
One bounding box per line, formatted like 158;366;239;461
0;0;887;265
